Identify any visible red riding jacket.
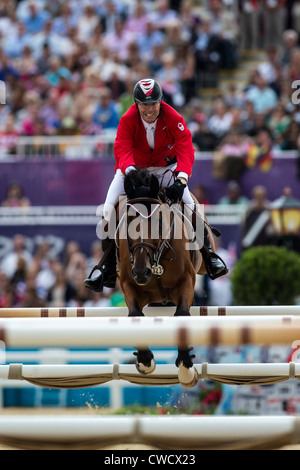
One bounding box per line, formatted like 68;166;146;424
114;102;195;178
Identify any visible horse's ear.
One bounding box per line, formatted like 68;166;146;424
124;175;136;199
149;174;160;198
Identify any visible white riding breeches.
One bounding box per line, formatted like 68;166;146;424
103;165;195;221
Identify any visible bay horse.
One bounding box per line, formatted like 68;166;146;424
115;168;205;388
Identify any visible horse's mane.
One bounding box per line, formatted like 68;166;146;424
124;168;160;200
125;168;154;188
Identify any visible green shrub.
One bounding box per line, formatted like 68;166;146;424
231;246;300;305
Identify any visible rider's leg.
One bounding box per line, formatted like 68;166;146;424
181;186;228;280
200;225;228;280
103;169;125;221
84;237;117;292
84;170;124;292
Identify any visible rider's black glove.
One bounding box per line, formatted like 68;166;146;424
165;179;186;204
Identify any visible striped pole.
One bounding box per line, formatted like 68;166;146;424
0;305;300;317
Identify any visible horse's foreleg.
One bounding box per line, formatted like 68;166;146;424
173;272;198;387
121;281;145;316
174;301;190;316
175;321;198;387
173;273;194;316
128;302;156;372
128;305;144;316
176;347;198;388
121;281;156;373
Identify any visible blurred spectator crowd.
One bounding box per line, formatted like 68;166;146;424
0;0;299;160
0;234;126;309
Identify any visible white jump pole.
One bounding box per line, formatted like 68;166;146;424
0;415;298;449
0;415;135;444
1;305;300;317
0;316;300;347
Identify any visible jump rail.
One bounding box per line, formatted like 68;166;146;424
0;316;299;347
1;362;300;388
0;309;299;451
0;415;298;450
1;305;300;317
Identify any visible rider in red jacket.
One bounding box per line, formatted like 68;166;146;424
84;78;227;292
114;97;195;177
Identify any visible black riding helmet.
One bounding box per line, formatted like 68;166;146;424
133;78;163;104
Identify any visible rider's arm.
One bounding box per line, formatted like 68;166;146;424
164;105;195;180
114;115;136;174
177;172;188;185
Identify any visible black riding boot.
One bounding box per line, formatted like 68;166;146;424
200;227;228;280
84;238;117;292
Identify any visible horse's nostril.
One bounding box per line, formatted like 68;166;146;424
145;268;152;278
132;266;152;285
132;268;137;279
132;267;151;277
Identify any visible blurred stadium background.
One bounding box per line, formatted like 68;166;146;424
0;0;300;415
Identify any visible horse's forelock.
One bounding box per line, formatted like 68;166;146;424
126;169;151;186
124;169;159;199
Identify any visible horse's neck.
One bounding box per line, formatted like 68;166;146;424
159;200;175;239
114;195;127;247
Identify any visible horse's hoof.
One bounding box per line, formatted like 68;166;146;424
134;349;156;375
135;358;156;375
178;365;198;388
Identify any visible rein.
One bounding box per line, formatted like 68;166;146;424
117;195;177;305
124;196;176;272
127;198;176;305
115;197;185;305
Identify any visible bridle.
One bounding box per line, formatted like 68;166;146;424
116;196;176;276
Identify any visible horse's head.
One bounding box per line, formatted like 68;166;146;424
123;169;160;286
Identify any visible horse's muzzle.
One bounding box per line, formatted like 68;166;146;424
131;267;152;285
